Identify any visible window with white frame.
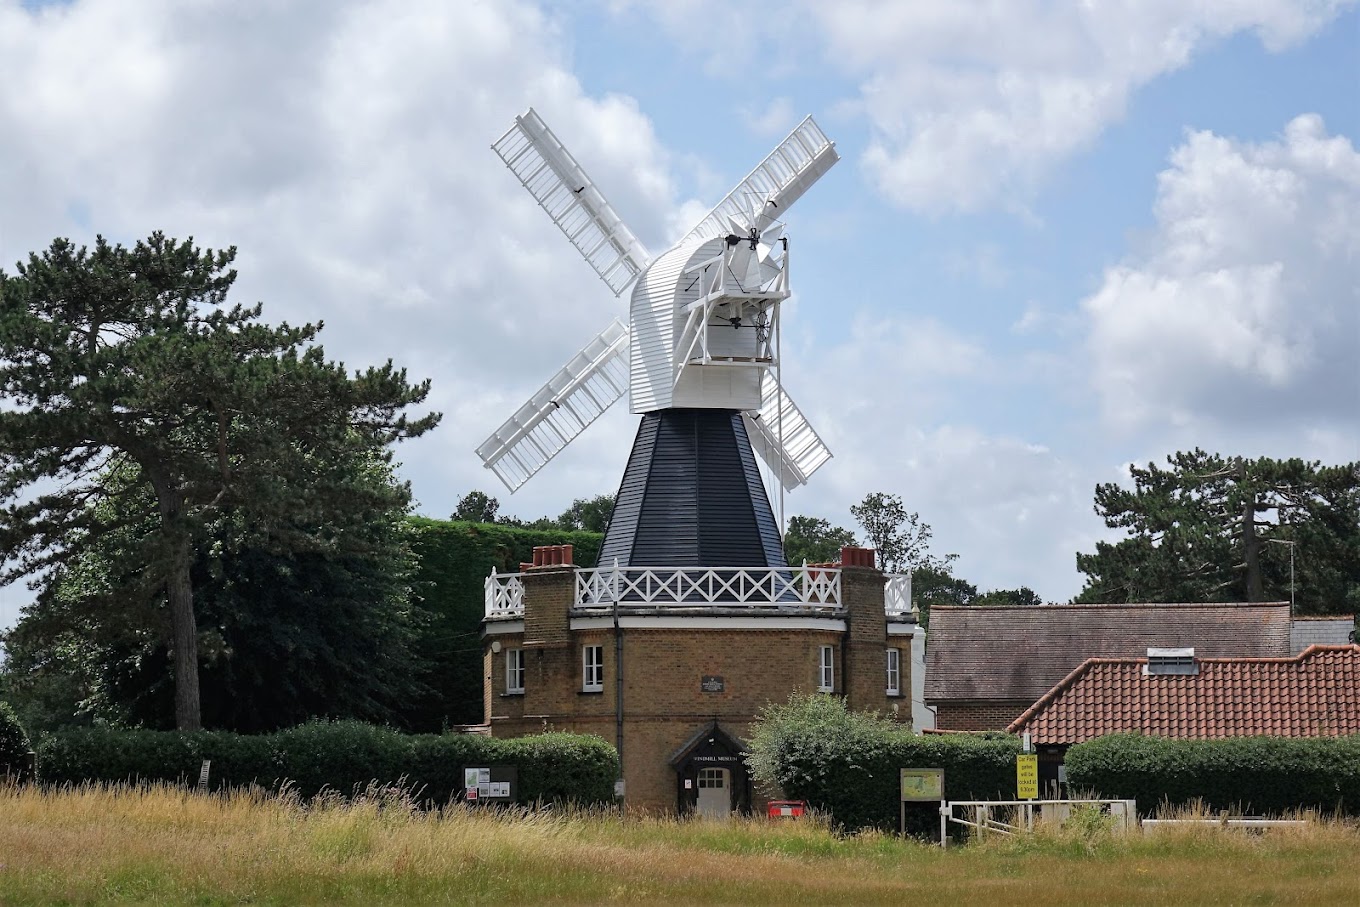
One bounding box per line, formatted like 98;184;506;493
886;647;901;696
582;644;604;692
818;645;835;692
505;648;525;694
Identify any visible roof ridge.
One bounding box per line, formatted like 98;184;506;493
1007;656;1104;732
1020;644;1360;670
932;601;1290;612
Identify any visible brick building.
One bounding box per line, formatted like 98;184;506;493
1009;644;1360;746
924;602;1294;731
482;544;914;815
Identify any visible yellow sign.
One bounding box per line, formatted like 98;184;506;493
1016;754;1039;800
900;768;945;801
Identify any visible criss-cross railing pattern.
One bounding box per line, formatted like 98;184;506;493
486;566;846;618
484;569;525;618
575;566;841;612
885;573;914;618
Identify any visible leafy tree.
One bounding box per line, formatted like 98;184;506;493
911;566;977;628
452;490;500;523
1;453;427;733
783;515;857;565
974;587;1044;607
556;494;615;534
0;234;438;729
0;700;29;775
1075;450;1360;614
850;492;958;574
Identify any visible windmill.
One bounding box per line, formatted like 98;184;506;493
476;108;838;567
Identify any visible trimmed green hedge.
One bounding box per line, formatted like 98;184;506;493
36;721;618;805
1065;733;1360;816
1;700;31;778
747;694;1020;832
403;518;603;729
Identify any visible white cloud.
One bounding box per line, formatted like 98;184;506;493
0;0;700;537
1083;114;1360;435
741;97;796;137
771;313;1102;601
817;0;1355;212
611;0;1355;213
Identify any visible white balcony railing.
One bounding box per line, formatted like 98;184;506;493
885;573;914;618
576;565;840;611
485;569;525;618
486;565;870;619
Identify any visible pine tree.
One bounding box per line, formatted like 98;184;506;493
0;234;439;729
1075;450;1360;612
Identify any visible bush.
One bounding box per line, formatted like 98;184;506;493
35;721;618;806
1065;733;1360;816
500;733;618;803
0;700;31;778
747;694;1020;832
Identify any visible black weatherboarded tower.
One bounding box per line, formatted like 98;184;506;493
600;410;787;568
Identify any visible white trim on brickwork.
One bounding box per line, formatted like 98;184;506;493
505;648;525;694
569;615;847;632
582;644;604;692
484;620;525;635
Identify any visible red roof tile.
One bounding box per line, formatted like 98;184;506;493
1009;644;1360;744
924;602;1291;703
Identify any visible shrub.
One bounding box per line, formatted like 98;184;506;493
500;733;618;804
1065;733;1360;816
36;721;619;806
0;700;31;778
747;694;1020;832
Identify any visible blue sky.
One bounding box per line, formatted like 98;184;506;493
1;1;1357;630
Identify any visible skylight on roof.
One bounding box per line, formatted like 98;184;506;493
1144;647;1198;676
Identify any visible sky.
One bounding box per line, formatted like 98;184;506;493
1;0;1357;630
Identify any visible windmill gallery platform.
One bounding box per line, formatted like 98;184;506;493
482;544;915;815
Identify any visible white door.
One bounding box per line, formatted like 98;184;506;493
695;768;730;820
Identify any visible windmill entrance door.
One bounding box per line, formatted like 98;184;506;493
695;768;731;820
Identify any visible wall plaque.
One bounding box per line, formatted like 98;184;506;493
700;675;724;693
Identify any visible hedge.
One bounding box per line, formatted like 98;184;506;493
1065;733;1360;816
403;518;603;729
36;721;618;806
747;694;1020;832
1;700;31;779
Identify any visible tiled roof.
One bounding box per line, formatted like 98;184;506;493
924;602;1291;702
1008;644;1360;744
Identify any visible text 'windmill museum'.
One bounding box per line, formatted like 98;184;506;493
474;109;918;816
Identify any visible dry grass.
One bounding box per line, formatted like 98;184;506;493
1;783;1358;905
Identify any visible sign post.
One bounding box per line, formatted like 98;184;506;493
900;768;945;844
462;766;517;804
1016;755;1038;799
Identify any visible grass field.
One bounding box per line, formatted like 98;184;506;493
1;783;1356;905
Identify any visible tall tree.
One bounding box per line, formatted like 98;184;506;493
1075;450;1360;613
1;452;427;733
556;494;615;534
974;587;1044;607
850;492;958;574
452;490;500;523
911;566;977;628
0;234;438;729
783;515;857;565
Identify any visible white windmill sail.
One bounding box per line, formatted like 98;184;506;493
682;116;839;244
476;319;631;492
492;108;652;296
742;374;832;491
